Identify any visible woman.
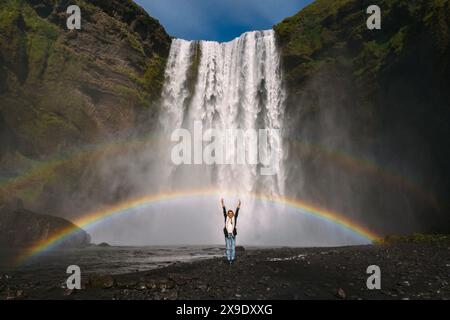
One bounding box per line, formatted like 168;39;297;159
220;198;241;264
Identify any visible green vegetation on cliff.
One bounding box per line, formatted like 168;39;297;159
275;0;449;87
0;0;171;158
274;0;450;233
0;0;171;214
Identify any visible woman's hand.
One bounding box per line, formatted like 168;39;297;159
221;198;224;207
237;199;241;208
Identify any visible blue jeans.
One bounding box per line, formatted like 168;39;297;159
225;234;236;261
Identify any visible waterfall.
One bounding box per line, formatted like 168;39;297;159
158;30;286;198
88;32;372;246
89;31;371;246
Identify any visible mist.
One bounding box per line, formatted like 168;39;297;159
27;26;443;247
88;197;369;246
69;30;373;247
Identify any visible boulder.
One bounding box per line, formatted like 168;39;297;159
88;275;115;289
0;203;90;248
97;242;111;247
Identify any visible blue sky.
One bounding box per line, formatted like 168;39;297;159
134;0;313;42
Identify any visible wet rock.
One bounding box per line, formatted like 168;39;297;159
116;280;129;289
137;283;146;290
161;290;178;300
337;288;346;299
145;281;157;290
174;278;188;286
98;242;111;247
5;291;16;300
398;281;410;287
89;275;115;289
304;290;316;297
6;289;26;300
168;274;190;286
157;279;174;291
0;274;11;281
64;288;74;296
197;284;208;291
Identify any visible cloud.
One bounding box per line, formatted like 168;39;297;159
134;0;312;41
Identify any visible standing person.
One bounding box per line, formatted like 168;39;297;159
221;198;241;265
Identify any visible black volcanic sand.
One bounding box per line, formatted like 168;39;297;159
1;242;449;300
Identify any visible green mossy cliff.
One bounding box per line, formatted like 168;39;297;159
0;0;171;215
0;0;171;159
274;0;450;233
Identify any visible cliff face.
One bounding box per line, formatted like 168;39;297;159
0;199;90;248
0;0;172;216
0;0;171;159
275;0;450;233
1;0;449;236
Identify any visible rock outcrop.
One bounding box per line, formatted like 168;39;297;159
0;199;90;248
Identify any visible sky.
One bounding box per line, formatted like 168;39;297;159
134;0;313;42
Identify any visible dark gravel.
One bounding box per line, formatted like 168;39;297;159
1;242;449;300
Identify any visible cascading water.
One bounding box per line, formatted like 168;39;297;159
90;30;371;246
158;30;286;198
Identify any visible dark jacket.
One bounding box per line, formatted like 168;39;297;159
223;206;239;237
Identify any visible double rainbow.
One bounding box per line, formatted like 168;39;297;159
0;136;439;210
15;189;381;265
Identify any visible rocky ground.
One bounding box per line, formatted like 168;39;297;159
1;240;449;300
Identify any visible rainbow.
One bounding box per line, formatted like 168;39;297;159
288;139;440;209
0;135;157;197
0;136;440;210
15;189;382;265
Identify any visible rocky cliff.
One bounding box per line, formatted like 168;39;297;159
274;0;450;233
0;0;172;216
0;198;90;248
0;0;171;158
